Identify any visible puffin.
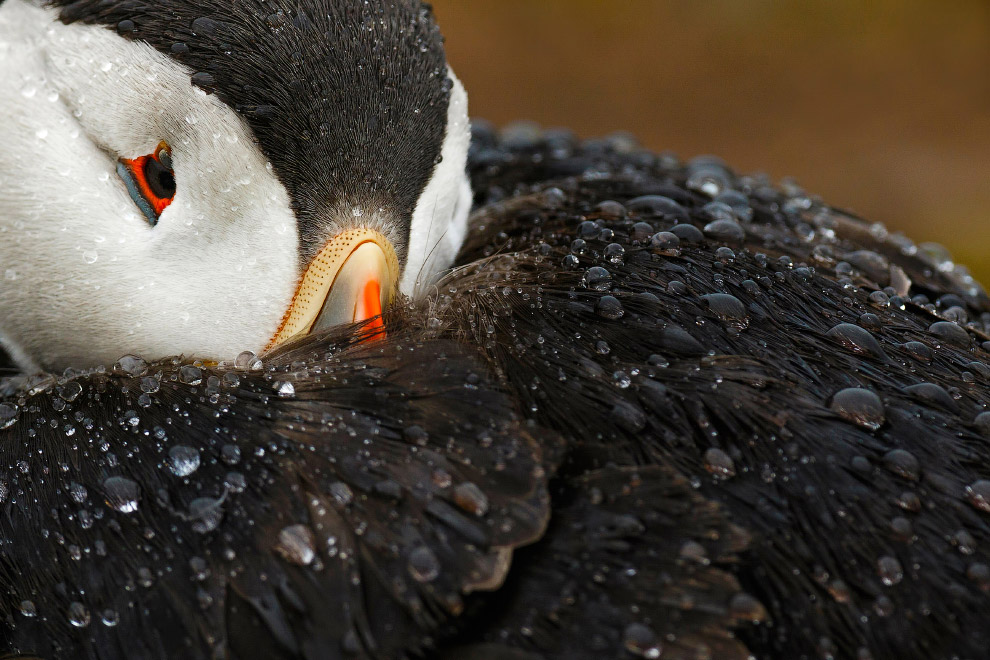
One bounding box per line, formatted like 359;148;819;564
2;2;990;660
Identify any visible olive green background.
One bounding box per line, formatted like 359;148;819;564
432;1;990;283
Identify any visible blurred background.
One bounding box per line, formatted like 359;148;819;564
431;0;990;282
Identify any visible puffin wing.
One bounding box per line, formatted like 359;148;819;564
440;466;757;660
0;329;549;659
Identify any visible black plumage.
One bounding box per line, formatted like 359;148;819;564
4;124;990;659
448;124;990;659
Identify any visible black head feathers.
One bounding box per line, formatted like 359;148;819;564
50;0;452;260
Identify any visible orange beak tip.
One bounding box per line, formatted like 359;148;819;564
357;279;386;340
267;228;398;350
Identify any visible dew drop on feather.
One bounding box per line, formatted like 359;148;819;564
275;524;316;566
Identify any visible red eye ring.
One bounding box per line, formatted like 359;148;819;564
118;141;176;224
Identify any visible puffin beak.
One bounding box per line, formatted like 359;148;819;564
266;228;399;350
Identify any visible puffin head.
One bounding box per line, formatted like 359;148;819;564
0;0;471;372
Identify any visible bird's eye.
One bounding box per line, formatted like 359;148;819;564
117;141;176;226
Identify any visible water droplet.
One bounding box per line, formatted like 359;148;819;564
704;447;736;479
613;371;632;388
873;595;894;616
701;293;748;325
224;471;246;493
103;476;140;513
189;497;224;534
830;388;885;431
276;381;295;397
235;351;263;370
827;579;852;603
178;365;203;385
626;195;689;222
611;401;647;433
974;412;990;437
604;243;625;264
679;540;708;562
844;250;890;282
58;381;83;402
275;524;316;566
890;516;913;539
649;231;680;255
967;562;990;589
403;425;429;446
68;602;91;628
623;622;661;658
577;221;600;240
942;306;968;324
630;221;654;242
168;445;201;477
703;218;744;243
660;327;706;356
670;223;704;244
818;637;838;659
686;161;730;197
850;456;871;473
596;295;625;320
868;291;890;307
713;190;754;222
928;321;971;348
19;600;36;617
329;481;354;506
582;267;612;292
729;592;767;623
101;609;119;627
647;354;669;368
593;200;627;220
896;491;921;512
0;403;19;430
452;482;489;517
826;323;888;361
123;410;140;427
953;529;977;555
877;555;904;586
137;566;154;587
882;449;920;481
966;480;990;513
901;341;932;363
189;556;210;581
903;382;956;412
408;546;441;583
858;313;882;331
221;443;241;465
69;481;87;503
140;376;160;394
114;355;148;377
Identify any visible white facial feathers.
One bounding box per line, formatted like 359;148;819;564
401;71;472;297
0;0;301;371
